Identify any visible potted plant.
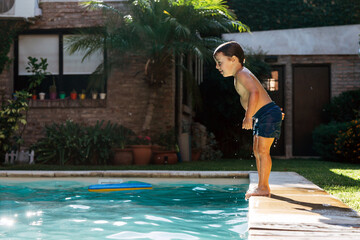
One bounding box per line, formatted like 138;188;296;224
49;78;57;100
91;90;98;100
26;56;50;98
130;135;152;165
70;89;77;100
191;125;204;161
152;129;178;165
31;90;37;100
112;125;136;165
39;92;46;100
79;89;86;100
99;92;106;100
99;85;106;100
59;91;66;99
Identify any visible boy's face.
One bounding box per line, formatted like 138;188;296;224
214;52;236;77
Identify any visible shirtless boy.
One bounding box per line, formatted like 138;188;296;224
213;41;283;199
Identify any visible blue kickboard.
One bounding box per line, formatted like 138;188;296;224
88;182;152;192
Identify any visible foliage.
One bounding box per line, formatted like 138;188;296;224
200;132;223;161
0;21;28;74
323;89;360;123
312;121;349;161
334;119;360;163
32;120;133;165
243;47;271;81
0;91;31;158
25;57;50;92
133;135;152;145
49;78;57;93
67;0;247;85
113;125;136;149
66;0;248;132
312;89;360;163
152;129;177;150
227;0;359;31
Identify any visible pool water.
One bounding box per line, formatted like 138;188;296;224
0;180;249;240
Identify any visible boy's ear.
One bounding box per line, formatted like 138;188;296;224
231;56;237;62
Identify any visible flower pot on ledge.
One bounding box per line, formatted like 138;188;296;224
112;148;133;165
131;145;152;165
70;91;77;100
39;92;45;100
191;149;202;161
152;150;178;165
49;92;57;100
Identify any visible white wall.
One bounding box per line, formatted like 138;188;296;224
223;24;360;55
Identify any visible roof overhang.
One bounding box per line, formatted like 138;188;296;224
223;24;360;55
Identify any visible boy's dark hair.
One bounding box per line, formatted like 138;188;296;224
213;41;245;65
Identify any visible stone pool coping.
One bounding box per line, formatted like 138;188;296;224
1;170;360;239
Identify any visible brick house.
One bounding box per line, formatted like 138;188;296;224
224;24;360;158
0;0;201;161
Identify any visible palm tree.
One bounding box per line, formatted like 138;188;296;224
66;0;248;133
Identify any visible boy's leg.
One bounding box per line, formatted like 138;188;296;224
246;135;275;199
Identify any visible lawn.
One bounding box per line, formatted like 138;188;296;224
1;158;359;212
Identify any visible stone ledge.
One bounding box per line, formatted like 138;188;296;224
29;99;106;108
0;170;249;178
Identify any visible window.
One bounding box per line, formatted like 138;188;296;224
263;70;279;92
15;31;104;97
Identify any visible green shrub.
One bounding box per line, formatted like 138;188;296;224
200;132;223;161
312;122;349;161
32;120;135;165
324;89;360;123
334;119;360;163
0;91;31;158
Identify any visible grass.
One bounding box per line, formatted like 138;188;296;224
1;158;359;212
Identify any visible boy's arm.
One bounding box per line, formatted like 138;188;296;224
236;71;259;130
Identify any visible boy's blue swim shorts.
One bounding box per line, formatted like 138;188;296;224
253;102;282;139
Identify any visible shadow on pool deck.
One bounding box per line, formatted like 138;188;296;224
248;171;360;240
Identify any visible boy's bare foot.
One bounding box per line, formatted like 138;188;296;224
245;187;270;200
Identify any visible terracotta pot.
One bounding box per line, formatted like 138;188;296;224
153;151;178;165
70;92;77;100
112;148;133;165
191;149;202;161
31;94;37;100
131;145;152;165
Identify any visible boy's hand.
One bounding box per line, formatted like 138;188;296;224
242;116;253;130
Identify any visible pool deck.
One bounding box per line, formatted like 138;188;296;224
1;170;360;239
248;171;360;240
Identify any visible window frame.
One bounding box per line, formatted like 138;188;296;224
14;28;106;96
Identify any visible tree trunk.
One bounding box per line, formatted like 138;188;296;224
142;87;158;133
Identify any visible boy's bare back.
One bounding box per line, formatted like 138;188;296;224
234;67;272;113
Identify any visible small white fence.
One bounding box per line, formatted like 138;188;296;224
4;150;35;164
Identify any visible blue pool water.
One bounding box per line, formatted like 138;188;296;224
0;180;249;239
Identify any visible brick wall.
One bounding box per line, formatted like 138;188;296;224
3;1;175;147
31;1;105;29
275;54;360;158
289;55;360;97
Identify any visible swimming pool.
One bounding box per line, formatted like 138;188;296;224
0;178;249;239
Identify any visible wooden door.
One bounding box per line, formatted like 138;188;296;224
293;65;330;156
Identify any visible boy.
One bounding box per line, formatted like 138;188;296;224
213;41;283;199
